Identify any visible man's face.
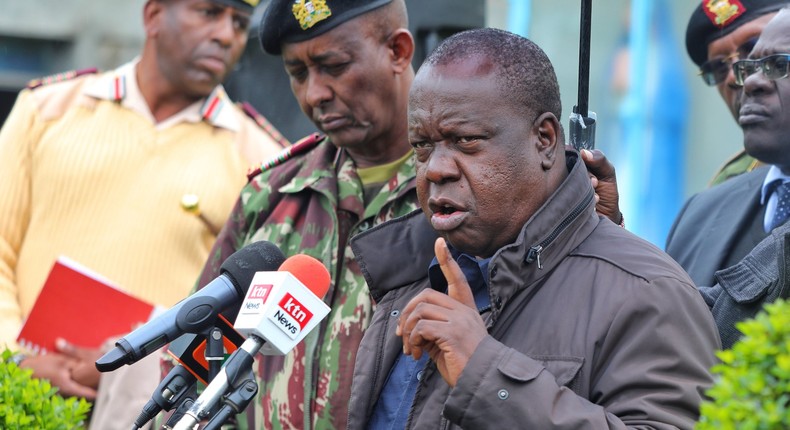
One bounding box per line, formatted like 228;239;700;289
282;19;400;152
739;10;790;172
150;0;249;97
409;59;552;258
706;13;775;120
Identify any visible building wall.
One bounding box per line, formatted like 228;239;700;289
0;0;145;87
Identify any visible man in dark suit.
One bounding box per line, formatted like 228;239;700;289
664;7;790;347
666;6;790;287
589;6;790;350
665;0;790;286
655;1;790;278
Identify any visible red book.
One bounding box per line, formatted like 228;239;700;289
17;257;155;354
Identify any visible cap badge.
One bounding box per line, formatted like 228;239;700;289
703;0;746;27
242;0;260;6
292;0;332;30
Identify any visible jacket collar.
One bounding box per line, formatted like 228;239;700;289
83;59;239;131
497;150;597;276
352;210;438;302
486;150;597;316
353;150;597;304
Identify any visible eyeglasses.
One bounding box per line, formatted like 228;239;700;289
698;37;758;86
732;54;790;86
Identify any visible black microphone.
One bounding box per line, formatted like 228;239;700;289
131;364;197;430
172;255;332;429
96;241;286;372
130;318;243;430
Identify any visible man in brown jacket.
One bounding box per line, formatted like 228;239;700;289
347;28;720;429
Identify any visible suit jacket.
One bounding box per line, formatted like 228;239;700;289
666;166;770;288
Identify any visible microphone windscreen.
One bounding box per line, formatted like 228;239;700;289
278;255;331;299
220;241;286;294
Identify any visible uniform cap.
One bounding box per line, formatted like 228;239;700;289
259;0;392;55
686;0;788;67
212;0;260;13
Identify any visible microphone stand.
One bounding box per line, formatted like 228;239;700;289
206;326;225;382
128;322;226;429
161;397;195;430
171;336;263;430
202;378;258;430
130;365;197;430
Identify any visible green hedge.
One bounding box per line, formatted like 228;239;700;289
697;299;790;430
0;350;91;429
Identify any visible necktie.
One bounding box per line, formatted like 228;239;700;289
769;181;790;231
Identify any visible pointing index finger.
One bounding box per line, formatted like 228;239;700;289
435;238;476;309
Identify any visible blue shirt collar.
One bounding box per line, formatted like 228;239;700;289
761;165;790;204
428;246;491;312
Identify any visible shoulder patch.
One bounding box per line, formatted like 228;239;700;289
246;132;324;180
238;102;290;149
26;67;99;90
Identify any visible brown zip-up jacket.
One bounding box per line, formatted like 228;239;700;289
348;151;720;429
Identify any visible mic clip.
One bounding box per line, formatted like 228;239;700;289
202;378;259;430
132;365;197;430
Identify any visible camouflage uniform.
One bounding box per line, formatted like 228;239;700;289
709;149;763;186
196;134;419;429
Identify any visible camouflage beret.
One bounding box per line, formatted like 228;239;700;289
259;0;392;55
211;0;259;13
686;0;788;67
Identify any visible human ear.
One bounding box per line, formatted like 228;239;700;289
143;0;164;37
534;112;560;170
388;29;415;73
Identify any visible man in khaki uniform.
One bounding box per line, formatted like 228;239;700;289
0;0;284;427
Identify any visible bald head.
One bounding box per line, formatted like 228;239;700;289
422;28;562;131
362;0;408;42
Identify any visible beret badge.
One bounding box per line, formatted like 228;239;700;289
292;0;332;30
703;0;746;27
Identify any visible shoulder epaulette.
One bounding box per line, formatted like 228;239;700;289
708;149;763;186
238;101;290;149
26;67;99;90
246;132;325;180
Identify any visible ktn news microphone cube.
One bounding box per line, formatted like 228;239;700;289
234;271;330;355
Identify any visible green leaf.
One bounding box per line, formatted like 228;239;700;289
0;349;91;429
697;299;790;429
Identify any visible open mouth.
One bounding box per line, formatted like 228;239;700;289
437;204;457;215
429;201;467;231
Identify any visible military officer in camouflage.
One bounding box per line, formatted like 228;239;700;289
194;0;419;428
686;0;788;185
